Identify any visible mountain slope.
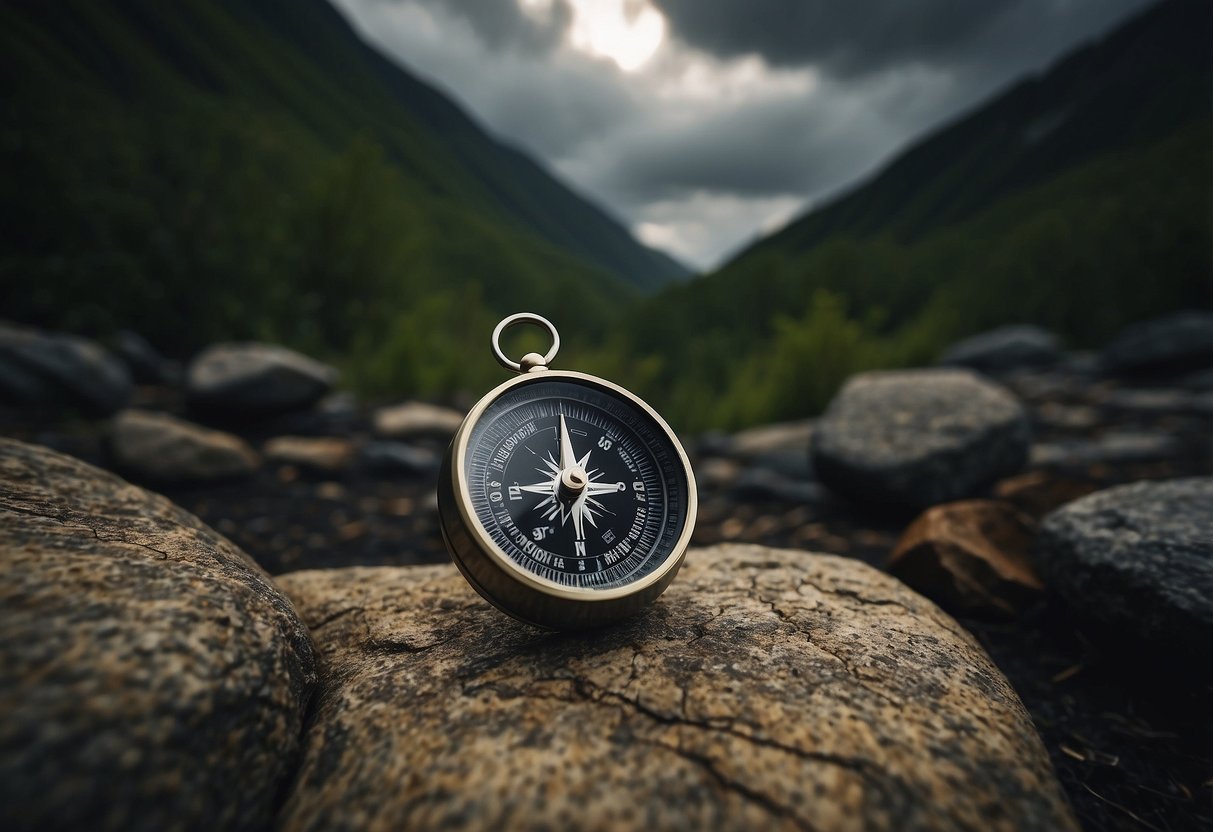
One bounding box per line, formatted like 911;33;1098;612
0;0;686;395
619;0;1212;430
735;0;1211;260
0;0;686;290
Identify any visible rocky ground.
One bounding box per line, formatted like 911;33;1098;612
2;315;1212;830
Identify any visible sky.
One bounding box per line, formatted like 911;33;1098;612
329;0;1154;271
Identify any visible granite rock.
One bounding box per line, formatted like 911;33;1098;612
889;500;1043;617
110;409;260;483
275;545;1075;832
1101;311;1213;376
187;342;337;413
939;325;1061;374
1038;477;1213;655
812;369;1030;509
0;438;316;832
0;321;132;414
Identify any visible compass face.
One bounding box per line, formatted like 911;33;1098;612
463;377;690;591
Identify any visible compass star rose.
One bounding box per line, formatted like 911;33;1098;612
517;413;623;542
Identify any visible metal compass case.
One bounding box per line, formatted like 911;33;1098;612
438;313;698;630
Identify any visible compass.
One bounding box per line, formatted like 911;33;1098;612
438;313;697;630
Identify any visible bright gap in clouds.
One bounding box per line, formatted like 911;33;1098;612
560;0;666;72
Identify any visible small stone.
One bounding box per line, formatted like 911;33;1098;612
731;468;830;504
274;546;1076;831
993;470;1097;519
1175;367;1213;391
939;325;1062;374
695;430;735;458
359;441;441;476
1101;311;1213;376
888;500;1043;617
748;449;814;479
0;321;132;414
264;436;355;474
315;482;347;501
1034;402;1099;431
372;401;464;439
187;342;338;413
1100;387;1211;415
729;419;815;457
110;409;260;483
114;330;180;386
1030;431;1182;469
1038;477;1213;655
263;391;363;437
695;457;741;489
811;369;1030;509
0;438;316;830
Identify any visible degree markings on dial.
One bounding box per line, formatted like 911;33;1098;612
465;381;683;590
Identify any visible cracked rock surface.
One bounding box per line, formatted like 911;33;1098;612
277;545;1075;832
0;438;317;832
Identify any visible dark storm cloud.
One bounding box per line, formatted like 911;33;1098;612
599;93;873;202
651;0;1014;74
376;0;570;53
332;0;1158;267
650;0;1154;76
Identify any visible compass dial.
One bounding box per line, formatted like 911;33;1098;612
464;378;689;591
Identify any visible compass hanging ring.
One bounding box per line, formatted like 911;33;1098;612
491;312;561;373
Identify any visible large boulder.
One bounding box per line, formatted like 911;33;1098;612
1101;311;1213;376
1037;477;1213;656
0;321;132;414
274;545;1076;832
938;325;1061;374
811;369;1030;509
0;438;316;831
187;342;337;413
110;409;261;483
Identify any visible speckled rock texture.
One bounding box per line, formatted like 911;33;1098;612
111;409;261;483
0;438;317;832
888;501;1043;617
187;342;337;413
1038;477;1213;656
276;545;1075;832
812;369;1030;509
938;325;1061;374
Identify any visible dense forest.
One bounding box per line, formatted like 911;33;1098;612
1;0;1209;431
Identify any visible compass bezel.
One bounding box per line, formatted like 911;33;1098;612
438;369;697;629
